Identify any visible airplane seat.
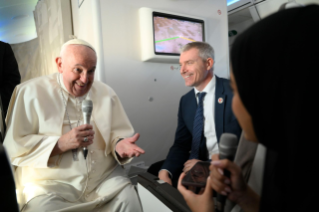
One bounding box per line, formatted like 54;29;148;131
147;159;165;177
147;159;178;188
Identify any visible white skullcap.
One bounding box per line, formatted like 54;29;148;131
60;39;96;56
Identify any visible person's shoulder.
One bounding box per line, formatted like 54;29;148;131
180;89;195;102
0;41;7;47
0;41;11;51
91;80;117;97
92;80;113;91
215;75;230;84
0;41;7;54
17;73;57;90
215;75;232;93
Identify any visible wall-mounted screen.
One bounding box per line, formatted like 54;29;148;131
139;7;206;63
153;12;205;55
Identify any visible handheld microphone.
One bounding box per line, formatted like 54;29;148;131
82;100;93;159
216;133;238;212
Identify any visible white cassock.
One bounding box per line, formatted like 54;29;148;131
3;73;142;212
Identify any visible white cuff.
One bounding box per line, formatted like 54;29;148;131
159;169;173;179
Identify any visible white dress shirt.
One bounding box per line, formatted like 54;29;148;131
194;76;218;159
160;76;219;178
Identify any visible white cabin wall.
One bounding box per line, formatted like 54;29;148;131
71;0;229;167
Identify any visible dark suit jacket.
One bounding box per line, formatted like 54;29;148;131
0;142;19;211
161;76;242;180
0;41;21;139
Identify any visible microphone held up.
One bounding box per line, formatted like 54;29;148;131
216;133;238;212
82;100;93;159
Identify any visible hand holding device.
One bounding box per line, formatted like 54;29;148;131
181;161;210;194
178;172;215;212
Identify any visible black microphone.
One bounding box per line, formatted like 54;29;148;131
216;133;238;212
82;100;93;159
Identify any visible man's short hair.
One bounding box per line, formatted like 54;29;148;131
180;42;215;62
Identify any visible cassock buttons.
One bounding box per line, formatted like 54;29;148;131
218;97;223;104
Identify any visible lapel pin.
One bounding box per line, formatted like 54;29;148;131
218;97;223;104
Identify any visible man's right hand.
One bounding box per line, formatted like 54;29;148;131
51;124;95;157
158;170;172;185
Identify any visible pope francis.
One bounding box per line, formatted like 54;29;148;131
3;39;144;212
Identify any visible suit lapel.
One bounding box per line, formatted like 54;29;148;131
214;76;225;142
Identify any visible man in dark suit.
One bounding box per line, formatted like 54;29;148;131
0;41;21;142
158;42;241;187
0;142;19;211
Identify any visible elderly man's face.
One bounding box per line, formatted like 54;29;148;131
56;45;96;97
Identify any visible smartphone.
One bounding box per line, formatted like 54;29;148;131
181;161;210;194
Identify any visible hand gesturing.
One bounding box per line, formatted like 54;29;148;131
115;133;145;158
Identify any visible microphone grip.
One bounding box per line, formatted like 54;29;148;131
216;169;230;212
216;133;238;212
83;113;91;159
83;147;88;159
83;114;91;125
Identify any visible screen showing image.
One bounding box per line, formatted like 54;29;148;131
153;12;205;55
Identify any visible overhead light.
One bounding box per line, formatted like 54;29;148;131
14;33;27;37
12;14;29;20
227;0;240;6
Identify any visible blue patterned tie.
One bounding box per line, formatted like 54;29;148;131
189;92;206;159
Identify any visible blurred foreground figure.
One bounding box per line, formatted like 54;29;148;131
4;39;144;212
0;41;21;142
178;4;319;212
